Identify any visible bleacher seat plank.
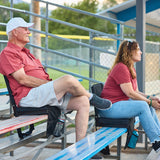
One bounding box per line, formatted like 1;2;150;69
46;117;140;160
0;122;47;154
46;127;127;160
0;88;8;95
0;115;48;134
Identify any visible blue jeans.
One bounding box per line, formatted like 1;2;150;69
98;99;160;143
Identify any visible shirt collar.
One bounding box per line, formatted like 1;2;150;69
7;42;30;53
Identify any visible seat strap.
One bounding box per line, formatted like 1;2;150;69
17;124;35;139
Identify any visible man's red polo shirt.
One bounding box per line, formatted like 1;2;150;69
0;42;51;107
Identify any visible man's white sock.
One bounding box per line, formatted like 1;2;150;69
89;93;93;100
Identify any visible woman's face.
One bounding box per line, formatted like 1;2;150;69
131;46;142;63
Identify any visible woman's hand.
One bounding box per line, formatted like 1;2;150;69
150;96;160;103
151;99;160;110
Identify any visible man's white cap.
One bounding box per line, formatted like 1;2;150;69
6;17;34;35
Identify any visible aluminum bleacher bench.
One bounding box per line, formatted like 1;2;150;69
0;115;48;154
0;88;8;96
46;117;140;160
0;88;10;118
0;110;94;160
46;127;126;160
0;115;48;135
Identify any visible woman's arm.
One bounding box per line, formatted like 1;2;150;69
136;89;160;103
120;82;160;109
120;82;149;102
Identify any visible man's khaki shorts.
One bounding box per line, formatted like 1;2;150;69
19;81;72;112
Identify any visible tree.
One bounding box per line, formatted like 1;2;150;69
0;1;30;31
96;0;119;35
101;0;118;10
13;3;30;22
124;27;136;39
49;0;100;35
0;0;10;31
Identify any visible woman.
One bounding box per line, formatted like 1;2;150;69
98;40;160;159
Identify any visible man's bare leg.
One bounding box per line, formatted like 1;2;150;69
53;75;90;99
53;75;112;110
66;96;89;142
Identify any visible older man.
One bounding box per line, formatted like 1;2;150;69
0;17;111;143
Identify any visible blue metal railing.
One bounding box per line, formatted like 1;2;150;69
0;0;124;88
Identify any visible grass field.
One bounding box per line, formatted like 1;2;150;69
0;74;6;88
47;66;108;89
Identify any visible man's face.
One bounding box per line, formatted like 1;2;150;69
14;27;31;44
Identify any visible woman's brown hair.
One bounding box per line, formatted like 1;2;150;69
108;40;139;79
